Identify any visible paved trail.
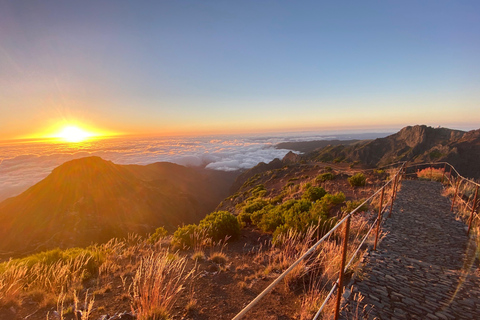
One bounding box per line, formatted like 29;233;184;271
341;180;480;320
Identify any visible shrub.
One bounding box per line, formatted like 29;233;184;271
172;224;198;248
243;199;268;214
199;211;241;242
343;200;368;214
257;207;285;232
237;211;252;226
251;204;275;225
250;184;266;197
322;192;346;205
302;186;326;202
315;172;335;182
148;227;168;244
348;173;366;187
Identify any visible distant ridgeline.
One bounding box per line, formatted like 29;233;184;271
276;125;480;179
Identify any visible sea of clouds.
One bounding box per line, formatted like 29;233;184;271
0;131;388;201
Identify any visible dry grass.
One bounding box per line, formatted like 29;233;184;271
416;167;448;182
131;250;194;320
73;290;95;320
209;251;228;265
191;250;206;261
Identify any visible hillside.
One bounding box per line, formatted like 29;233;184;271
298;125;480;178
0;156;238;256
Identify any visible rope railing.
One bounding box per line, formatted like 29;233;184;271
232;163;406;320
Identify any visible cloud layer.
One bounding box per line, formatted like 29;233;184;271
0;134;294;201
0;132;388;201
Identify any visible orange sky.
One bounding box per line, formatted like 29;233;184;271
1;1;479;141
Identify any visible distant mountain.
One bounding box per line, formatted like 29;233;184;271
0;156;238;256
304;125;480;178
276;139;360;153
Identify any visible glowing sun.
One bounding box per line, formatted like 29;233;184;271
56;126;93;143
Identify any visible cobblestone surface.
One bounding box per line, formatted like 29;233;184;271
341;180;480;320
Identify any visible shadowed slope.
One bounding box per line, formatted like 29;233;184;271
0;156;238;255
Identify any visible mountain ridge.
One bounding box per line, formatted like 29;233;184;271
0;156;238;256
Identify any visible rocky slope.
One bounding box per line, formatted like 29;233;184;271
302;125;480;178
0;156;238;256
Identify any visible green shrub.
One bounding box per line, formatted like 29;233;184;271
315;172;335;182
237;211;252;226
302;186;326;202
343;200;368;213
148;226;168;244
199;211;241;241
257;207;285;232
348;173;366;187
250;204;274;225
322;192;346;205
250;184;266;197
172;224;198;248
269;193;285;205
243;199;268;214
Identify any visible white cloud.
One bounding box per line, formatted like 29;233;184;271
0;131;382;201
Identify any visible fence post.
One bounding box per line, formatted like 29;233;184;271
334;215;351;320
451;180;460;212
448;166;452;184
393;176;400;201
374;187;385;251
441;164;446;184
388;177;397;218
467;186;479;234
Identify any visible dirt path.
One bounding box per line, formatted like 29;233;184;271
341;180;480;320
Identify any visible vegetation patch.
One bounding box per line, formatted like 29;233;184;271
315;172;335;182
173;211;240;248
348;173;366;187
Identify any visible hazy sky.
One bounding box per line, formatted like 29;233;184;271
1;1;479;140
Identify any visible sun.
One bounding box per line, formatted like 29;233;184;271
56;126;93;143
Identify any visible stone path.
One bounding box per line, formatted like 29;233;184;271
341;180;480;320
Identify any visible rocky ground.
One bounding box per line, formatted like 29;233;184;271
341;180;480;320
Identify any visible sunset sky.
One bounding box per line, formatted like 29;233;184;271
1;1;479;140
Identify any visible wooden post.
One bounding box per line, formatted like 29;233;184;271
374;187;385;251
451;180;460;212
388;176;397;218
448;166;453;185
441;164;446;184
467;186;479;234
334;215;351;320
393;176;400;201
